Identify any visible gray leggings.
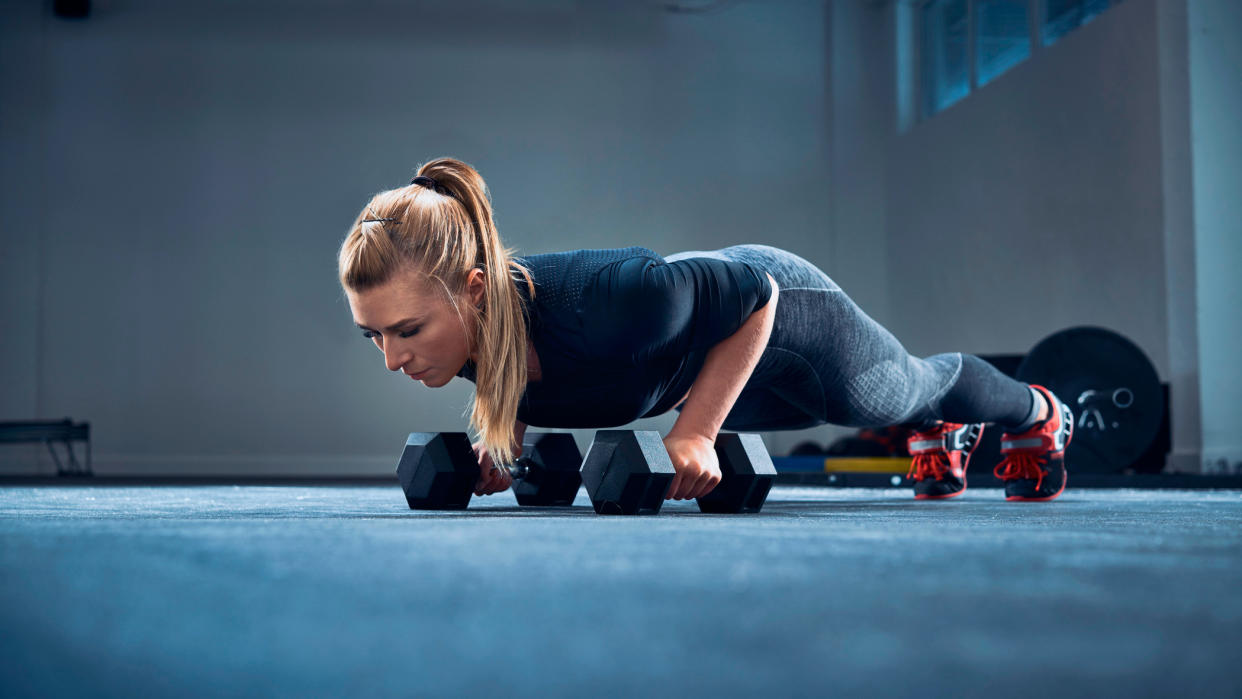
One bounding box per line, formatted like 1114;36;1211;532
665;245;1035;431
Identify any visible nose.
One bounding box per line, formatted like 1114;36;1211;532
383;343;412;373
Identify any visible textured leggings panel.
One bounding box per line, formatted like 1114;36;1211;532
664;245;1032;430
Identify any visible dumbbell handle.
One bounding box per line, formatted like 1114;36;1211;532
502;456;533;480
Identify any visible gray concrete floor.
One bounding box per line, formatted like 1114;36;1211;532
2;485;1240;698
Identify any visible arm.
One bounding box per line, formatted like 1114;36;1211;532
514;419;528;453
662;273;778;500
586;254;776;500
666;273;779;444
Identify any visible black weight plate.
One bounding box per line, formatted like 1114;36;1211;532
1016;326;1163;473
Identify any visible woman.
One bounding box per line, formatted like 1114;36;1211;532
339;158;1073;503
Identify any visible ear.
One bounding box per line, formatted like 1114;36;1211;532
467;268;485;309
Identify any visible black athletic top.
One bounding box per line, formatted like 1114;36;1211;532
454;246;773;428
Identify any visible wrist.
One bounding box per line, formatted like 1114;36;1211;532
665;425;715;446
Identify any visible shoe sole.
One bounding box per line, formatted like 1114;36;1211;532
1005;476;1067;502
916;487;966;500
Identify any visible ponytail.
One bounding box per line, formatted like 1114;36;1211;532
338;157;534;465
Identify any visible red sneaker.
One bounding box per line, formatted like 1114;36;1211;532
905;422;984;499
994;384;1073;501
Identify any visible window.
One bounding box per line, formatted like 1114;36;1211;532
977;0;1031;87
1043;0;1115;46
911;0;1125;122
921;0;970;116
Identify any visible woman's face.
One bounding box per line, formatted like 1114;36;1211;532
347;268;483;388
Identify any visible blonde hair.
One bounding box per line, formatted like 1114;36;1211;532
338;157;534;466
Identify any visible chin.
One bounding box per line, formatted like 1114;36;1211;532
422;374;450;388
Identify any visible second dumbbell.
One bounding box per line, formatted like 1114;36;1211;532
397;431;583;510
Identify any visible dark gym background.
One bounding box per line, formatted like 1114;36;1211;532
2;1;1240;697
3;0;1238;477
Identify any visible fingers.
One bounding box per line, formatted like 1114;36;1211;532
665;471;683;501
683;470;720;500
473;442;504;496
475;465;513;496
687;470;721;500
661;433;721;501
492;468;513;494
475;469;496;496
472;440;521;496
665;468;721;501
667;470;698;501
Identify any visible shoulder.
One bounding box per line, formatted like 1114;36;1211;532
517;246;664;308
517;246;661;275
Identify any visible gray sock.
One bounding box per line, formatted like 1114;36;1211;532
1001;386;1044;434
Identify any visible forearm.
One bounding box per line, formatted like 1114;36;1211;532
667;274;778;443
514;419;528;451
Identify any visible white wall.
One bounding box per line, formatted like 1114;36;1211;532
828;1;895;325
0;1;50;471
888;0;1168;365
1188;0;1242;473
876;0;1240;473
1;0;845;475
882;0;1214;470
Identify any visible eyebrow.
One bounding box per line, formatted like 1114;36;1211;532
354;316;422;333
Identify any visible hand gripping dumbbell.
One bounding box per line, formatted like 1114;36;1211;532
396;431;582;510
579;430;778;515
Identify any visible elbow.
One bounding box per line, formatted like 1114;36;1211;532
744;273;778;336
763;273;779;311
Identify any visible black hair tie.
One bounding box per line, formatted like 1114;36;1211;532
411;175;454;199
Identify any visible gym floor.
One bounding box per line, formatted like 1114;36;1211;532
3;484;1240;697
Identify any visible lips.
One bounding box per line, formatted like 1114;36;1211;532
407;369;430;379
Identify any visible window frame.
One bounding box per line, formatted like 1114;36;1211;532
910;0;1048;121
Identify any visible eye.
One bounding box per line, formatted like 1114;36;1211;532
361;327;420;340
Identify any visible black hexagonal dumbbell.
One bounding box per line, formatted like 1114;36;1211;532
396;432;477;510
513;432;583;506
580;430;676;515
396;431;583;510
696;432;777;514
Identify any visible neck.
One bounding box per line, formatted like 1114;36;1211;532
467;340;540;381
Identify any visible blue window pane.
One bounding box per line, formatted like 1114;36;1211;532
922;0;969;117
976;0;1031;86
1043;0;1117;46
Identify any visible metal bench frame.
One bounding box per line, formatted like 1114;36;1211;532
0;419;93;476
